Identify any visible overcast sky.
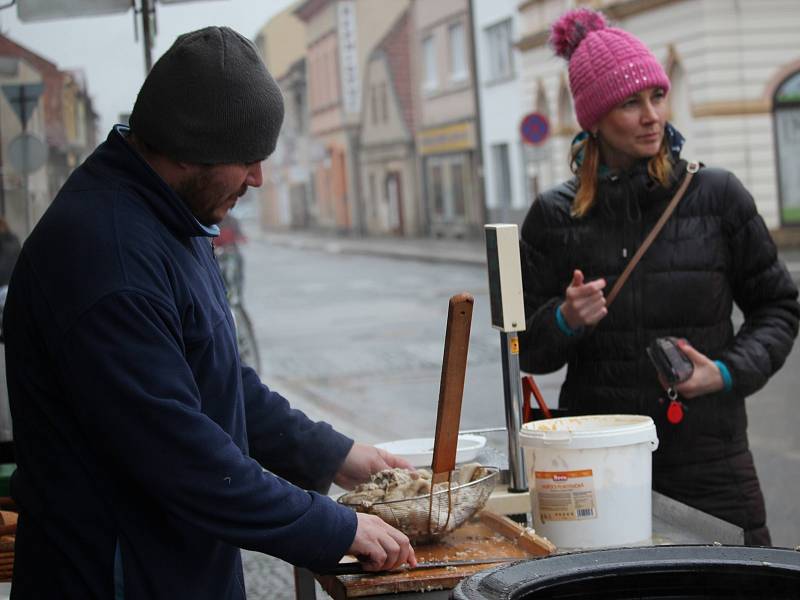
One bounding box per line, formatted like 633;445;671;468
0;0;295;134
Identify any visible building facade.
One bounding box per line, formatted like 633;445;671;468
473;0;527;225
296;0;409;234
0;34;96;238
255;5;312;229
358;9;421;236
517;0;800;236
413;0;483;238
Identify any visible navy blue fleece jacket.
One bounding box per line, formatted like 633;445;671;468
3;127;358;599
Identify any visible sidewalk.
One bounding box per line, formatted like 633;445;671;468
248;225;800;279
246;226;486;266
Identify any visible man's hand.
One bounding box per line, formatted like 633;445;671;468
348;513;417;572
673;339;724;399
334;443;414;490
560;269;607;329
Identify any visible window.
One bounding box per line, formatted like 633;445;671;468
535;79;549;120
422;35;437;90
557;74;575;129
380;82;388;122
370;85;378;125
448;22;467;82
484;19;513;81
427;155;471;222
450;162;466;216
368;173;377;220
431;164;444;217
775;71;800;224
294;89;305;132
668;58;693;158
776;71;800;103
492;143;512;208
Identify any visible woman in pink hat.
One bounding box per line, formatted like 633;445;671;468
518;8;799;546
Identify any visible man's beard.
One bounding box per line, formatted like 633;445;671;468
175;167;219;226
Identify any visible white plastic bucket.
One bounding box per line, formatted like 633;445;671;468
519;414;659;550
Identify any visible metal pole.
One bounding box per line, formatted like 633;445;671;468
0;110;5;217
141;0;154;74
19;87;30;235
500;330;527;493
466;0;488;227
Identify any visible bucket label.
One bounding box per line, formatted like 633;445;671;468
534;469;597;522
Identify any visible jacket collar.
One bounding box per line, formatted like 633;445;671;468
92;126;217;238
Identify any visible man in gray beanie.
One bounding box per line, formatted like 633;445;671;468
3;26;415;600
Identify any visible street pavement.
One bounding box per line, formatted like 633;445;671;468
252;227;800;278
237;223;800;599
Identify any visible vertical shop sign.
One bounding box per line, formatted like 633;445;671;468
337;0;360;115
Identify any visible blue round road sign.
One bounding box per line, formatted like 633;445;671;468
520;112;550;145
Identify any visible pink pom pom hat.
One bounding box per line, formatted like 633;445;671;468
550;8;670;132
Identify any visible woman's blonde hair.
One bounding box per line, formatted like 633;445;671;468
569;135;673;217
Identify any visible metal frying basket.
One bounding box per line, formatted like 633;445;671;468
338;467;499;544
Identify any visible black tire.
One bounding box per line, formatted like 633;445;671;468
231;305;261;375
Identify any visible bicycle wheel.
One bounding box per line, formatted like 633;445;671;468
231;305;261;375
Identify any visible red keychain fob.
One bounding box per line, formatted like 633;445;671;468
667;398;684;424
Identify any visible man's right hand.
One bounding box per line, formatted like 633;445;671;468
560;269;607;329
348;513;417;572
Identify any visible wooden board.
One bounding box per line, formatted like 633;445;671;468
315;518;532;599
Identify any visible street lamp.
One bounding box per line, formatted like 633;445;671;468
7;0;226;75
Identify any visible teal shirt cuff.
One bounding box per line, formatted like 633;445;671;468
714;360;733;392
555;305;578;337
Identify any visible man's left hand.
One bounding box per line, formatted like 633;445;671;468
334;443;414;490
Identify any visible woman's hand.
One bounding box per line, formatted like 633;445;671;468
673;339;724;399
560;269;607;329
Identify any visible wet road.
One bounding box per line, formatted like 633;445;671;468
238;235;799;595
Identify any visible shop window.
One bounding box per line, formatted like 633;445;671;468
451;162;466;216
369;173;377;221
431;164;444;217
427;155;471;222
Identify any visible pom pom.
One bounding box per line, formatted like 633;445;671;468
550;8;607;60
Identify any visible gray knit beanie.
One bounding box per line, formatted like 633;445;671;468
129;26;284;164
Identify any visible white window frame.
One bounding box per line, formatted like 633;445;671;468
422;34;438;91
484;19;513;82
448;21;468;83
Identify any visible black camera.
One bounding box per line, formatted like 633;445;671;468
646;337;694;385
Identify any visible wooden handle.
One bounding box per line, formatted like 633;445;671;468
480;510;556;556
431;293;474;480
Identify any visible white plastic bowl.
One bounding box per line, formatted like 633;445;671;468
375;434;487;468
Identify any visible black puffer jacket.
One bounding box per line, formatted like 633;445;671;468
519;159;799;468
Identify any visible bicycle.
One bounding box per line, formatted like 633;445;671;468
213;218;262;375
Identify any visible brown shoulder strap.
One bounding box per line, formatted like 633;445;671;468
605;161;699;308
